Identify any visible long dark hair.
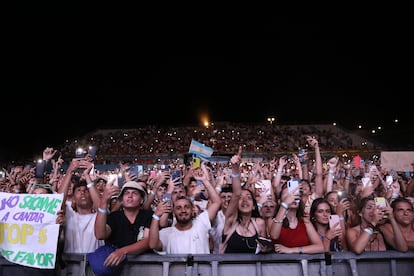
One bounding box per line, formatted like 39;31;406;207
236;188;260;224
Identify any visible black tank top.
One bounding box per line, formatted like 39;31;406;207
224;230;258;253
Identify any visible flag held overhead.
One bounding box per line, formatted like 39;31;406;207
189;139;213;158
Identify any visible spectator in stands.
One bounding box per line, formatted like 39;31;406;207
269;180;324;254
210;183;233;253
58;158;104;254
309;198;347;252
94;180;152;270
221;148;273;254
325;190;352;227
148;162;221;254
346;196;408;254
259;199;278;239
383;197;414;250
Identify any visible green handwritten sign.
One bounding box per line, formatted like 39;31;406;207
0;192;63;269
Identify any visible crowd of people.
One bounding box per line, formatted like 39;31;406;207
1;127;413;275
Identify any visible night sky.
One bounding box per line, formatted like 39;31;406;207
1;13;412;163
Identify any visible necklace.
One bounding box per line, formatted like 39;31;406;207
318;230;329;241
240;221;252;236
243;237;257;249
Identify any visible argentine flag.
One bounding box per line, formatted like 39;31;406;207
189;139;214;159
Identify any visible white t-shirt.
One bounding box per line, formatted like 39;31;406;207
210;209;225;254
64;201;104;253
159;211;211;254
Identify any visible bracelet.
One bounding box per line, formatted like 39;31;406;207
152;214;160;221
277;169;283;173
281;202;289;210
345;176;351;180
231;173;241;178
364;228;373;235
298;247;303;254
215;186;222;193
272;217;284;224
392;192;399;199
87;182;95;188
339;216;345;221
98;208;109;214
328;170;335;174
149;190;155;196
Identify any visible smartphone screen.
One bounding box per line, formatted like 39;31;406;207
386;175;393;187
35;160;45;178
361;177;370;187
107;173;119;187
162;193;172;205
75;147;87;158
374;197;386;208
287;179;299;195
88;146;97;160
329;214;340;230
337;190;348;202
171;170;182;181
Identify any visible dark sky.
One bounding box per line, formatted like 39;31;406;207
1;13;412;163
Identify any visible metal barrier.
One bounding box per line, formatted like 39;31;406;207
1;251;414;276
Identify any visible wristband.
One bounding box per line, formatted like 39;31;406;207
281;202;289;210
277;169;283;173
273;217;284;224
392;193;399;199
152;214;160;221
87;182;95;188
149;190;155;196
231;173;241;178
298;247;303;254
339;216;345;221
215;186;222;193
98;208;109;214
328;170;335;174
364;228;373;235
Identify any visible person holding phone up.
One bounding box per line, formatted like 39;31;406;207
309;198;348;252
269;177;324;254
148;161;221;254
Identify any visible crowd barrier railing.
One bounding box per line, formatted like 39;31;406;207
2;250;414;276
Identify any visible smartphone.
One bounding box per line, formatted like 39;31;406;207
129;165;144;177
171;169;182;181
256;179;271;196
0;169;5;179
374;197;387;208
150;170;157;178
191;157;201;169
287;179;300;195
107;173;119;187
75;147;87;158
337;190;348;202
361;177;370;187
35;160;45;178
88;146;97;160
329;214;340;230
162;193;172;205
386;175;393;187
117;173;125;188
256;237;273;249
298;148;306;163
